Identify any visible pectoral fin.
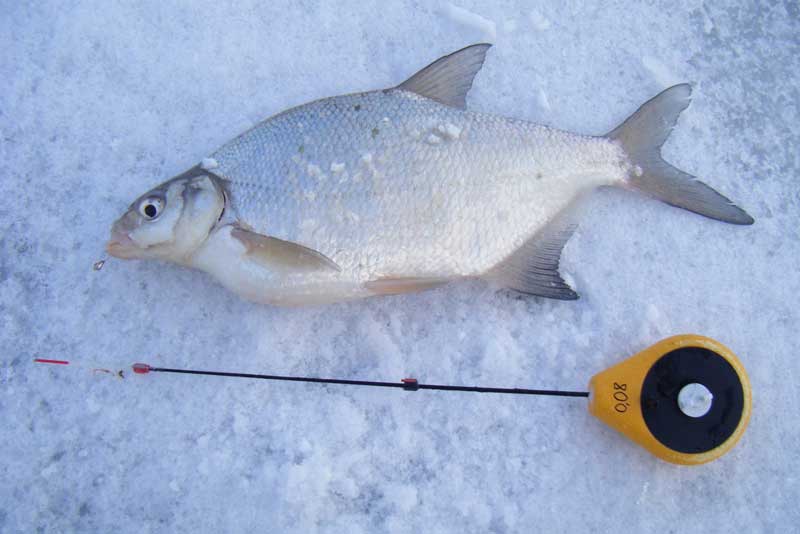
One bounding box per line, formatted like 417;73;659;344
365;276;450;296
231;227;340;273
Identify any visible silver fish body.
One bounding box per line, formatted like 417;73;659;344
211;90;622;280
108;44;753;306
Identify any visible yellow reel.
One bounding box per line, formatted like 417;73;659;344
588;334;751;465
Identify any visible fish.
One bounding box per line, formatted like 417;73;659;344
106;44;753;306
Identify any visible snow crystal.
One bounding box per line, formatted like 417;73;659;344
200;157;219;170
537;88;551;111
641;55;681;87
426;133;442;145
437;123;462;140
530;10;552;31
306;163;322;177
444;3;497;41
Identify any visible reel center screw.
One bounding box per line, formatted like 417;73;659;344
678;382;714;418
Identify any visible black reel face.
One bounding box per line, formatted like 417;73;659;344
640;347;745;454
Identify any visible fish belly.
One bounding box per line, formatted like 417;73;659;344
210;89;627;289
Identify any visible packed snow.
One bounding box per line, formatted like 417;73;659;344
2;1;798;532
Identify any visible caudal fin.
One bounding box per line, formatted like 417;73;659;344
609;84;754;225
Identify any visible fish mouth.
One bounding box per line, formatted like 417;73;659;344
105;231;139;259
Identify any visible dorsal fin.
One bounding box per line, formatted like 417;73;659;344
396;43;492;109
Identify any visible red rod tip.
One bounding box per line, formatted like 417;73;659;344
34;359;70;365
132;363;151;374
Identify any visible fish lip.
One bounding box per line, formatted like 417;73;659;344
105;231;138;259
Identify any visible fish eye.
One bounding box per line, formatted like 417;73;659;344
139;197;164;220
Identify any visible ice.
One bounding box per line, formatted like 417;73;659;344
444;3;498;41
641;55;681;87
437;123;462;140
529;10;552;31
201;157;219;170
426;133;442;145
2;1;799;533
537;88;552;111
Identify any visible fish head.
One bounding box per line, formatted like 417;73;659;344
107;169;225;264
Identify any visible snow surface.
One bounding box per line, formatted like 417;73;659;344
2;1;799;532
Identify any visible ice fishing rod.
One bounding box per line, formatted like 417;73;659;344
128;363;590;397
35;334;751;466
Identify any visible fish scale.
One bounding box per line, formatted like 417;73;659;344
211;89;622;278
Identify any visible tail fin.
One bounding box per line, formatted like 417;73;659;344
609;84;754;225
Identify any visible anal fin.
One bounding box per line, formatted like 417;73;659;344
231;226;341;273
486;219;579;300
365;276;450;296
